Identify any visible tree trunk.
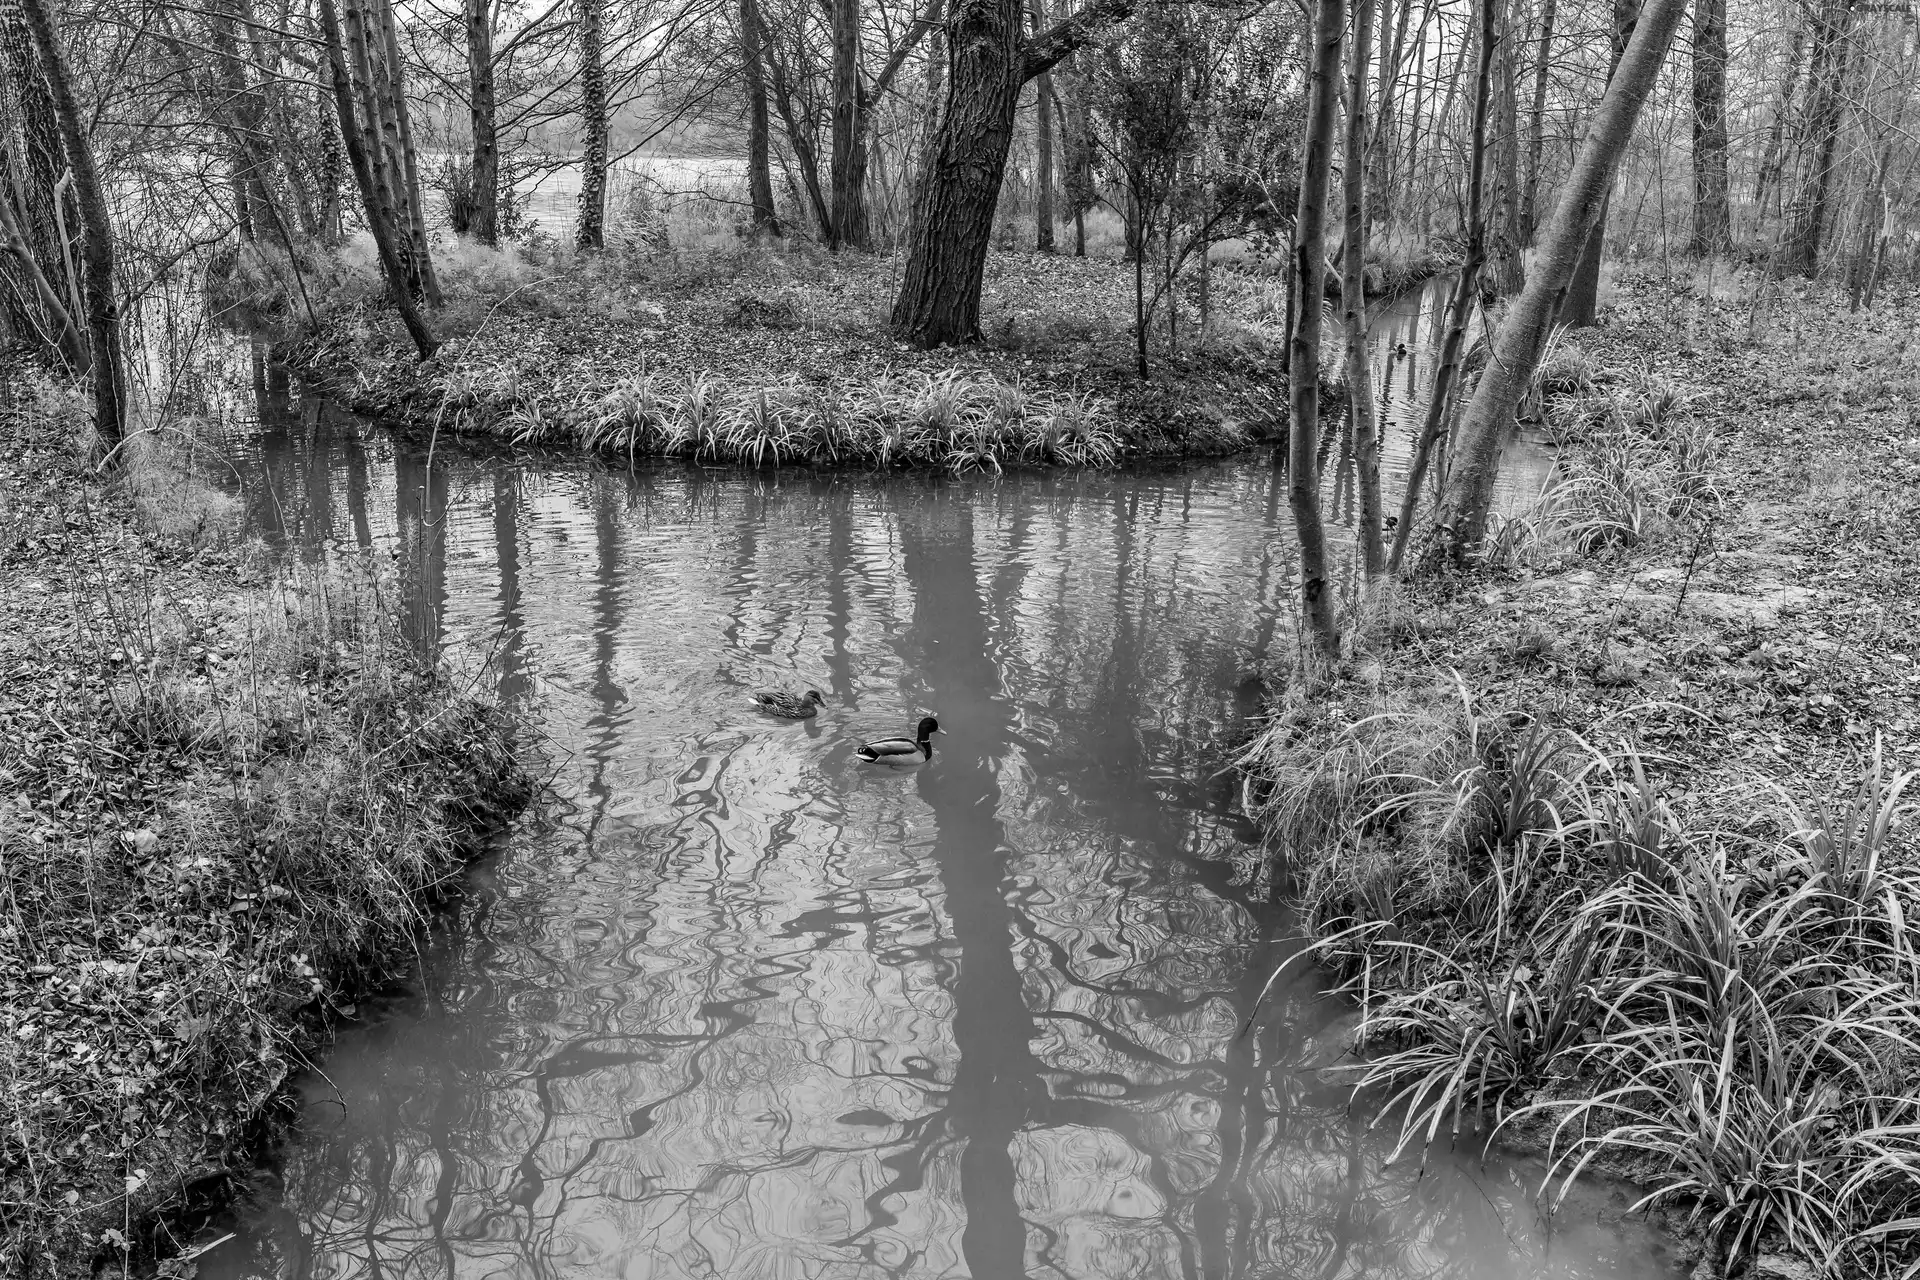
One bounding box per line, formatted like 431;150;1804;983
368;0;440;302
890;0;1025;344
1688;0;1729;254
18;0;123;445
1752;26;1803;226
828;0;865;249
890;0;1133;345
466;0;499;244
1561;0;1636;327
340;0;417;293
0;2;80;358
1370;0;1419;231
1427;0;1687;566
1029;0;1054;252
0;177;82;368
575;0;609;251
741;0;780;234
1488;0;1525;294
319;0;439;359
1783;0;1853;276
1387;0;1495;575
1288;0;1345;664
1521;0;1553;244
1344;0;1385;584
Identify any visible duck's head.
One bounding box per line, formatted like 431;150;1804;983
916;716;941;740
807;689;826;706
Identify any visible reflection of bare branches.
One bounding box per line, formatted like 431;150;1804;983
198;430;1662;1280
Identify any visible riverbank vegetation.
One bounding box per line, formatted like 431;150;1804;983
0;357;531;1275
1242;273;1920;1277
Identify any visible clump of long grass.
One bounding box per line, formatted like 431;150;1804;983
477;362;1124;472
1246;689;1920;1275
1538;364;1722;554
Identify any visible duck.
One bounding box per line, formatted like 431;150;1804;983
855;717;940;766
754;688;825;718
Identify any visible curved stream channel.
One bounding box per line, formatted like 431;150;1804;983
190;326;1664;1278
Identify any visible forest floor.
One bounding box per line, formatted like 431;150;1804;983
0;353;532;1277
232;240;1292;468
1241;271;1920;1278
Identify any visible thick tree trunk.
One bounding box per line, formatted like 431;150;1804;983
1029;0;1054;252
1387;0;1495;575
1688;0;1729;254
0;3;80;358
466;0;500;244
740;0;780;234
319;0;439;359
1783;0;1853;276
890;0;1024;344
1561;0;1636;327
1488;0;1525;294
1521;0;1553;244
1288;0;1345;664
890;0;1133;345
575;0;610;251
18;0;123;444
1344;0;1385;584
1428;0;1687;566
0;176;82;368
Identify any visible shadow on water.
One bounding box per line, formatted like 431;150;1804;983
196;344;1674;1280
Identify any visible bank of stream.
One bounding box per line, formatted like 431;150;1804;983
165;321;1677;1278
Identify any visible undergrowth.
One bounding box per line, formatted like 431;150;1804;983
0;361;531;1275
1240;674;1919;1276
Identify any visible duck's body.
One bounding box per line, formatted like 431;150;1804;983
856;717;940;767
755;688;826;718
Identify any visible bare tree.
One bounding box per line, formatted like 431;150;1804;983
576;0;611;250
1689;0;1729;254
1427;0;1689;565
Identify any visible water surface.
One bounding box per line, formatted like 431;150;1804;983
196;357;1654;1280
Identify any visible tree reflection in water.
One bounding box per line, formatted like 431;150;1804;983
201;363;1675;1280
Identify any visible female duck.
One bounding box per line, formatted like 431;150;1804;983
755;688;826;718
856;717;940;766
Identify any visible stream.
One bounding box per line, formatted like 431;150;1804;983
184;319;1652;1278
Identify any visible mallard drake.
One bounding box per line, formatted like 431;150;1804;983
755;688;825;718
856;717;940;766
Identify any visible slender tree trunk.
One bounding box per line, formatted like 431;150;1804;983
1288;0;1345;664
575;0;609;251
1029;0;1054;252
1783;0;1853;276
1753;26;1804;225
1428;0;1688;565
829;0;865;249
755;4;834;239
1561;0;1637;327
18;0;123;444
1344;0;1385;584
1387;0;1495;575
1688;0;1729;254
319;0;438;359
0;179;82;368
740;0;780;234
1370;0;1417;232
466;0;499;244
375;0;439;302
1521;0;1553;243
341;0;416;293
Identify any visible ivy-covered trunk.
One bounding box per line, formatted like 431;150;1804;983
575;0;610;252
